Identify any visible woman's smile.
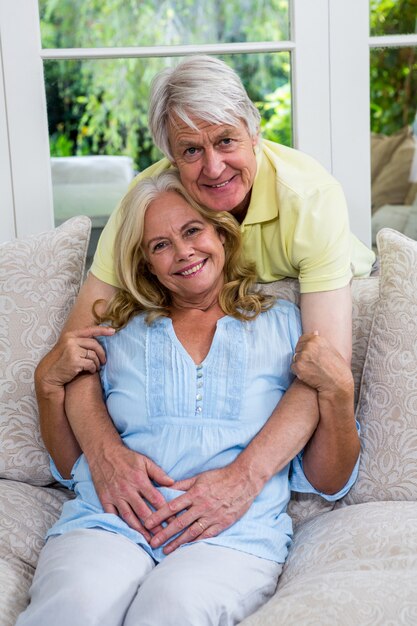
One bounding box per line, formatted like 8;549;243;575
143;191;226;308
175;259;207;277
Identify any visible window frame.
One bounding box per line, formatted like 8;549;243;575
1;0;416;246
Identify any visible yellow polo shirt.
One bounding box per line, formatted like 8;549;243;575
90;140;375;293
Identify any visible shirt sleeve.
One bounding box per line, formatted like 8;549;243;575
289;183;353;294
49;457;76;491
289;420;361;501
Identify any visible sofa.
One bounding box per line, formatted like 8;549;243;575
51;155;135;268
1;217;417;625
371;125;417;249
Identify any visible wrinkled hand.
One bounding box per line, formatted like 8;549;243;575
144;464;258;555
291;331;353;395
38;326;115;388
89;442;174;542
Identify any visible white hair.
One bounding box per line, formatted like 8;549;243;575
148;55;261;161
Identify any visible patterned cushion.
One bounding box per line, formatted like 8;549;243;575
0;480;72;625
0;217;91;485
371;126;415;212
241;501;417;625
344;228;417;504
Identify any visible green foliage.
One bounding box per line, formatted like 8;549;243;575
39;0;417;163
39;0;292;171
257;83;292;146
369;0;417;134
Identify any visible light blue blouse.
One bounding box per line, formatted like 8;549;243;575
48;300;358;563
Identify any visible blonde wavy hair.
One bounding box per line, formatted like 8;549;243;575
96;170;275;329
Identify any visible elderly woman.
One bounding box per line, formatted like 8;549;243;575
38;55;363;548
20;171;358;626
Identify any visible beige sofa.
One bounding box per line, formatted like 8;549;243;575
1;217;417;625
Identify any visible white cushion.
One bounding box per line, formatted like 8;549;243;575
242;501;417;625
344;228;417;505
0;479;72;624
0;216;91;485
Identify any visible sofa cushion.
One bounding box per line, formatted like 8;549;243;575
51;155;134;223
371;126;416;212
0;558;31;626
372;203;417;247
0;216;91;485
371;126;410;182
0;480;72;625
241;501;417;625
344;228;417;505
405;181;417;206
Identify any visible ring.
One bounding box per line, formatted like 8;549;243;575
292;353;297;363
197;520;205;532
85;349;89;359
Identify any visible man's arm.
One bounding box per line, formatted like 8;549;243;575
300;284;352;362
37;273;174;536
36;273;117;476
35;325;114;477
144;377;320;554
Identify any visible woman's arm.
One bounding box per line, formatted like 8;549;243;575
144;376;320;554
291;332;359;493
36;273;117;476
297;285;359;492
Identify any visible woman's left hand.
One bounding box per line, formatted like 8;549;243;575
36;326;115;391
291;331;353;396
143;464;257;554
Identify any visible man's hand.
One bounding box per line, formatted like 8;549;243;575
88;440;175;542
144;463;258;554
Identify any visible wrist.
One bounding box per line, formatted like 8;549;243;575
317;384;356;435
83;423;125;466
232;451;270;497
319;374;354;404
35;375;65;401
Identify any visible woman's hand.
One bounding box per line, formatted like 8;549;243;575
143;464;258;554
35;326;116;479
291;331;359;494
291;331;353;397
36;326;115;391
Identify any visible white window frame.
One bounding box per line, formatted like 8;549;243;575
1;0;416;246
0;0;53;241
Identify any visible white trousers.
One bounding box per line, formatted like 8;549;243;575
16;529;282;626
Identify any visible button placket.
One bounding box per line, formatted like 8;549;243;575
195;364;203;415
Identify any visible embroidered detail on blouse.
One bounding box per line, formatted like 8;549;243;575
146;318;246;422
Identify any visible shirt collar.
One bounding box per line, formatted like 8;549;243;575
242;141;279;226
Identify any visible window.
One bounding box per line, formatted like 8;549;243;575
4;0;409;252
369;0;417;248
39;1;293;266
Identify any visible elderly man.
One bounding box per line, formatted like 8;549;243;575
38;55;370;547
